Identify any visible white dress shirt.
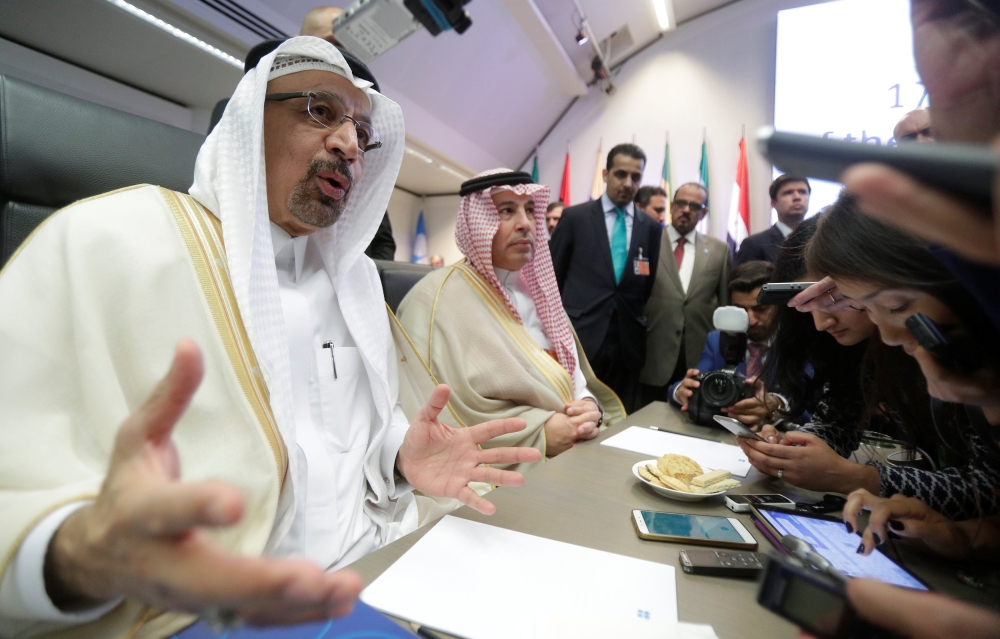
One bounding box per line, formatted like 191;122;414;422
666;225;698;295
0;223;410;624
775;221;793;238
601;193;634;251
493;267;594;403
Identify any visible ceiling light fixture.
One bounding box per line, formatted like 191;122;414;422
104;0;243;68
438;164;469;180
575;28;588;45
653;0;675;31
404;146;435;163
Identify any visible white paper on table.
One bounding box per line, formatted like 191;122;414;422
601;426;752;477
535;615;720;639
361;516;677;639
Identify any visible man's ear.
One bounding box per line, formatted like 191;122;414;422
602;168;608;183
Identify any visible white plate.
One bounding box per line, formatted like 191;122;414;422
631;460;736;502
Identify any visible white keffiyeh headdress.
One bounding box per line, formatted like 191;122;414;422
189;36;404;512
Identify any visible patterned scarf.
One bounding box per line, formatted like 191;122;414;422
455;168;577;376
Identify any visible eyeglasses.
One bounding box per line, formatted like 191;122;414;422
671;198;706;213
265;91;382;153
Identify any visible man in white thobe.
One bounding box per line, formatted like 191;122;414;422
0;37;538;639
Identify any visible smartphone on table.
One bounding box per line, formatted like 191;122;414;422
725;494;796;513
679;548;764;578
632;510;758;550
756;282;817;306
713;415;765;441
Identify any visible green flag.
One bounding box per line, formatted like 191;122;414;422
531;154;539;183
698;139;710;233
659;137;672;223
699;140;709;192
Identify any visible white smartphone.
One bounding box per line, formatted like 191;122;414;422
713;415;765;441
724;494;796;513
632;510;758;550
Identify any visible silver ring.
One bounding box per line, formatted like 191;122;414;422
827;293;837;306
204;607;244;633
777;469;784;479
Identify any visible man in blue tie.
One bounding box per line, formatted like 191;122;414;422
550;143;662;412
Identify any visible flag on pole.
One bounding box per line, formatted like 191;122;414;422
531;153;539;183
559;150;571;206
697;134;710;235
589;141;603;201
726;135;751;260
660;133;673;223
411;210;428;264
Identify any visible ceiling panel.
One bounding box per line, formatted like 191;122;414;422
0;0;243;108
0;0;744;174
366;0;576;168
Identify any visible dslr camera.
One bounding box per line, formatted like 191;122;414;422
688;307;755;426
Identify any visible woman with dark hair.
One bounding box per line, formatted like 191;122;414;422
797;192;1000;561
738;215;999;521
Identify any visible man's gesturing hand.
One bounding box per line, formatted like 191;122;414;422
397;384;542;515
45;340;363;625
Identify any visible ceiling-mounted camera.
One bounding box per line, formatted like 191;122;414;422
332;0;473;62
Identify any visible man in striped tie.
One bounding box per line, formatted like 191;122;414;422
550;143;663;413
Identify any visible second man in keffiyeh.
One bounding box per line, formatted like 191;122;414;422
397;169;626;464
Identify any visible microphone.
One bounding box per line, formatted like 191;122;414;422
713;306;749;332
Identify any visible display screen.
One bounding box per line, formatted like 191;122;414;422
641;511;746;543
774;0;919;215
759;510;927;590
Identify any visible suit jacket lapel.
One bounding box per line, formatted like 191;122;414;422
661;228;684;293
591;200;616;282
687;233;707;298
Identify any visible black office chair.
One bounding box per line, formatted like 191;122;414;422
0;75;205;267
374;260;434;313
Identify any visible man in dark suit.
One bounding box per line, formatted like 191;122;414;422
550;143;661;412
734;175;810;266
639;183;731;407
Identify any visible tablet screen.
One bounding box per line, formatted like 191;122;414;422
758;509;928;590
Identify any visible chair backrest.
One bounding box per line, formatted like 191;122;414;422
374;259;434;313
0;75;205;267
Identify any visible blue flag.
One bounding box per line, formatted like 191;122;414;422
411;210;428;264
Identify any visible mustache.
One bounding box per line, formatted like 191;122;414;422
305;158;354;193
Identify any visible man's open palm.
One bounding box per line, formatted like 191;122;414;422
397;385;542;515
46;340;363;625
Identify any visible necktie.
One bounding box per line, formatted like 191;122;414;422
747;342;767;378
674;236;686;270
611;207;628;283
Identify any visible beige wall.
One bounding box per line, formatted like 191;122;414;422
387;189;463;264
520;0;829;239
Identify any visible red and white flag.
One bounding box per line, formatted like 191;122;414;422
560;150;571;206
726;136;750;257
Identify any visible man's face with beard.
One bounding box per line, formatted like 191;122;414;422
263;70;368;236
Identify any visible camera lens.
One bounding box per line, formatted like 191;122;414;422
701;371;739;407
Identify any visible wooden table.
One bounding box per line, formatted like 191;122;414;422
348;402;995;638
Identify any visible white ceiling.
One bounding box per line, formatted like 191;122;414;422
0;0;740;194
